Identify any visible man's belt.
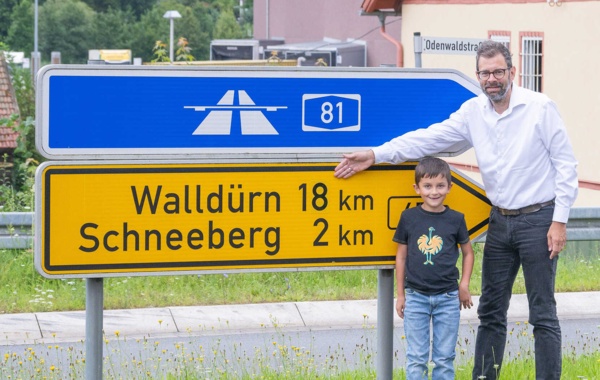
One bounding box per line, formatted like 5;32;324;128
495;200;555;216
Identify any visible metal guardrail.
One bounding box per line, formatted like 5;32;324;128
564;207;600;241
2;208;600;250
0;212;33;249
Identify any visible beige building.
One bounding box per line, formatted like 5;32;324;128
253;0;599;206
399;0;599;207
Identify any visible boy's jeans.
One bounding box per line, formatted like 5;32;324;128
404;288;460;380
473;205;561;380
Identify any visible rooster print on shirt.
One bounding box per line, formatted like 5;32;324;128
417;227;443;265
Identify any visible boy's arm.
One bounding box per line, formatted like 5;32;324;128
459;241;475;310
395;243;408;318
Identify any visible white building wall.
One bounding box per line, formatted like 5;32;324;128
400;1;600;191
252;0;599;205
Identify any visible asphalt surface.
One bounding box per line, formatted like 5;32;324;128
1;291;599;346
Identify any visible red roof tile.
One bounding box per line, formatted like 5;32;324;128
0;52;20;150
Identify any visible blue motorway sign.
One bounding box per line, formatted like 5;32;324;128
36;66;481;159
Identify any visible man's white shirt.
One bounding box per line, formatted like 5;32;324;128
372;85;578;223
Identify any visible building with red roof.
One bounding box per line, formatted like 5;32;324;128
0;52;20;185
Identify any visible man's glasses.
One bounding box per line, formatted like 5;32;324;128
476;68;510;80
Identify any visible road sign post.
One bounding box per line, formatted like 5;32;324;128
35;65;488;379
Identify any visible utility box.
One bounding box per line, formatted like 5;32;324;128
88;49;132;65
210;39;285;61
257;38;285;59
210;39;259;60
264;40;366;67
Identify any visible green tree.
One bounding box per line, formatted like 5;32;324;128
39;0;95;64
211;0;235;10
2;0;248;63
237;0;253;37
174;6;203;59
0;0;20;39
8;64;35;119
0;114;40;204
91;7;135;49
5;0;34;55
121;0;158;19
189;2;218;60
81;0;157;19
81;0;120;12
129;0;206;63
213;8;243;39
129;5;169;62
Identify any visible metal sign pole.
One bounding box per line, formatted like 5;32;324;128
376;268;394;380
414;32;423;68
85;278;104;380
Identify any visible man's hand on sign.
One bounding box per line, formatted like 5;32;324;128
334;150;375;179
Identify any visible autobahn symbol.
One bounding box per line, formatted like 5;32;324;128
185;90;287;135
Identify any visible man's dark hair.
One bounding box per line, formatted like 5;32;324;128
415;157;452;186
476;40;512;70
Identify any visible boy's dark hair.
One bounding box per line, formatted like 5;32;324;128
476;40;513;71
415;157;452;185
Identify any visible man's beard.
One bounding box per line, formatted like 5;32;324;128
483;82;510;103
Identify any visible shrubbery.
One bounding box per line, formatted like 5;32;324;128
1;62;41;212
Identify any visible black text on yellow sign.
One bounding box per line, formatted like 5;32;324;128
35;163;491;278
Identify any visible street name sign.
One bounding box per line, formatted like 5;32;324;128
35;161;491;278
421;36;486;55
36;65;480;160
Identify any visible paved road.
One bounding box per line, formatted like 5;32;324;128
0;292;599;377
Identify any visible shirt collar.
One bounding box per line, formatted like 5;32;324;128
507;85;528;110
480;83;526;115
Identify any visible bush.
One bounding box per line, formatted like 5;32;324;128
0;115;40;212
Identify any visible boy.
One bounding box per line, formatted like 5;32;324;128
394;157;475;380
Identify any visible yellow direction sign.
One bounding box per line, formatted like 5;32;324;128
35;162;491;278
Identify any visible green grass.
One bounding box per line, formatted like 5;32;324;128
1;241;599;313
1;326;598;379
0;242;598;378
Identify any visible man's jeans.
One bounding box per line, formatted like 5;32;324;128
473;205;561;380
404;288;460;380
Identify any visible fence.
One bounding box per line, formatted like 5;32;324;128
2;208;600;250
0;212;33;249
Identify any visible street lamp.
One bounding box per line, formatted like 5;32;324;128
32;0;39;82
163;10;182;62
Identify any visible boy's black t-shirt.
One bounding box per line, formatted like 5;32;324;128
393;205;470;295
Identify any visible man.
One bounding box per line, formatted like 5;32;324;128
334;40;578;380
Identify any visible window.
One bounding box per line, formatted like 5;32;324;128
520;34;543;92
489;31;511;51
